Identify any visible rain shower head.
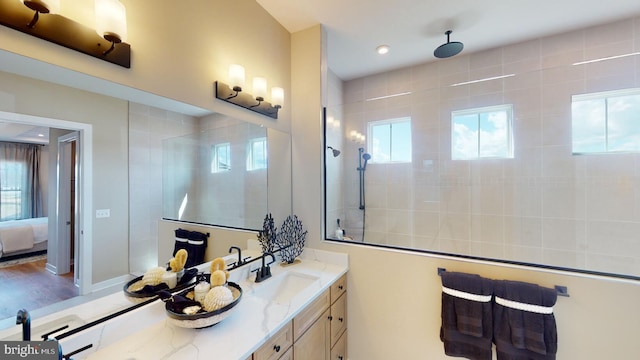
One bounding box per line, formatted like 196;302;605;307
327;146;341;157
434;30;464;59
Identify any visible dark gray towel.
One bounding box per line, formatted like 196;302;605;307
493;280;558;360
440;272;494;360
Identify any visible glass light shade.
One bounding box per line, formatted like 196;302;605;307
271;87;284;107
253;77;267;101
23;0;60;14
350;130;358;141
95;0;128;42
229;64;245;90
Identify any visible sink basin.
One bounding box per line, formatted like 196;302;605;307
252;272;319;304
1;314;85;341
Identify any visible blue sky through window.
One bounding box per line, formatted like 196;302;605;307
452;105;513;160
572;89;640;153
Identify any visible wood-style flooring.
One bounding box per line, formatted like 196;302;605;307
0;259;78;320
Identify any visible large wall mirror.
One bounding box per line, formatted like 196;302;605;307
162;115;291;230
324;23;640;280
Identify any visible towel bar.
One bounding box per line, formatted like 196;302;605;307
437;268;570;297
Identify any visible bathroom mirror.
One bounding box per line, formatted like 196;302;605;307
161;117;286;230
324;48;640;281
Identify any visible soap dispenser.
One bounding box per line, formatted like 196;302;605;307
335;218;344;240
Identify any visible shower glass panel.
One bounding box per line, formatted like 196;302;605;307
324;53;640;280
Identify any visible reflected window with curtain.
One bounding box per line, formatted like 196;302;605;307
0;142;43;221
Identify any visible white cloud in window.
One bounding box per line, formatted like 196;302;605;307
452;121;478;159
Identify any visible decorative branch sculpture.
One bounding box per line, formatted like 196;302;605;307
257;213;277;253
277;215;308;264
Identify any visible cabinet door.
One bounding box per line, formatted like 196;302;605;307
330;293;347;347
293;288;330;341
253;322;293;360
294;308;330;360
330;274;347;304
330;332;347;360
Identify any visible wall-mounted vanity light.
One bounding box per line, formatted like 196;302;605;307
0;0;131;68
215;65;284;119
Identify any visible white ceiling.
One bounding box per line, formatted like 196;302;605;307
0;121;49;145
257;0;640;80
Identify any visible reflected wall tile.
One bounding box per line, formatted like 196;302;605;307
365;208;388;233
366;183;388;209
542;218;585;251
586;181;636;222
503;39;541;65
513;115;543;148
470;183;504;215
541;28;585;56
506;146;542;178
504;245;543;264
440;239;471;255
387;184;411;210
541;50;584;69
543;249;586;269
470;214;504;244
585;220;640;257
387;210;412;235
440;185;470;214
585;253;639;276
503;181;542;217
412;211;440;238
470;241;504;259
437;55;470;76
586;74;638;93
542;145;585;177
504;216;542;247
542;113;572;146
585;19;634;47
541;80;584;116
541;179;586;219
470;48;503;70
413;235;439;251
439;213;471;241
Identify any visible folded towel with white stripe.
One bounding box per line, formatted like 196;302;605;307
440;271;494;360
493;280;557;360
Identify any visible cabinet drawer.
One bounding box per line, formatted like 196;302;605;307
330;292;347;347
330;274;347;304
253;321;293;360
330;332;347;360
293;288;330;340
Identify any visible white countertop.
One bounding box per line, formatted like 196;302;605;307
43;248;348;360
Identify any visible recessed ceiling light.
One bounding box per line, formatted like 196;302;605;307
376;45;389;55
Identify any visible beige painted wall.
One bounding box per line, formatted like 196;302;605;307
292;25;640;359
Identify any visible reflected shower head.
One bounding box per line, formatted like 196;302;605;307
434;30;464;59
327;146;341;157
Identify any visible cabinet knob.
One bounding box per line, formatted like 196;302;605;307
338;285;344;290
338;356;344;360
274;345;281;352
328;315;333;321
338;317;344;322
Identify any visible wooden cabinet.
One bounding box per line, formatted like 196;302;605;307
253;273;347;360
294;273;347;360
253;322;294;360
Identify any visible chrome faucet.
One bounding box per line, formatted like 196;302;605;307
255;252;275;283
16;308;30;341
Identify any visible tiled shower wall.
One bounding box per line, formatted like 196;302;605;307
331;17;640;278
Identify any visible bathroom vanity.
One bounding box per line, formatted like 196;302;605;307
0;248;348;360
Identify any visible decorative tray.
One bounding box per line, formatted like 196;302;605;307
123;268;198;303
164;281;242;329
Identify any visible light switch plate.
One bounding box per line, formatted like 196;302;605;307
96;209;110;218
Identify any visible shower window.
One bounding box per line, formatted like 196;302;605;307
451;104;514;160
211;142;231;173
571;88;640;154
367;117;412;163
247;137;267;171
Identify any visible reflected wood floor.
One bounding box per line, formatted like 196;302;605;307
0;259;78;320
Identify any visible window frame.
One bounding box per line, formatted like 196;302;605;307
211;142;231;173
571;88;640;155
247;137;267;171
451;104;514;160
366;117;412;164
